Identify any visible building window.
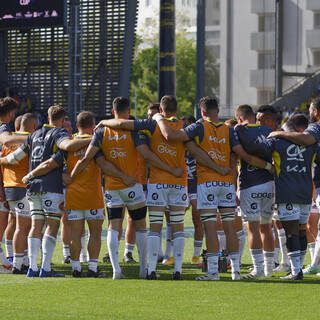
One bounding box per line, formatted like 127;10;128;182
258;90;275;105
146;0;151;7
314;13;320;29
314;51;320;66
213;0;220;9
258;15;275;32
258;52;275;69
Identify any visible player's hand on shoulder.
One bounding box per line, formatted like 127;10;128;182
171;167;185;177
62;173;72;185
94;120;106;131
267;131;281;139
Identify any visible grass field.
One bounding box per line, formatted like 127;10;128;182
0;211;319;320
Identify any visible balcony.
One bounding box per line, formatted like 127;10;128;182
250;69;275;88
306;30;320;49
307;0;320;11
251;32;275;51
251;0;275;15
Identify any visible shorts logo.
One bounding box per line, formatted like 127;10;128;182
105;194;112;200
17;203;24;210
182;194;187;201
44;200;52;207
152;193;158;200
90;209;98;216
128;191;135;199
207;194;214;202
286;203;293;211
251;203;258;210
226;193;233;200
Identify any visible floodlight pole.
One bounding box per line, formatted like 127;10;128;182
275;0;283;99
158;0;176;101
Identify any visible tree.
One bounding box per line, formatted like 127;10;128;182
130;34;219;119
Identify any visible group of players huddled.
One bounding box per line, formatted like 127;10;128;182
0;94;320;281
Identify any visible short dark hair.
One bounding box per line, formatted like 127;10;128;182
160;95;177;113
0;97;18;117
198;96;219;112
48;105;67;122
113;97;130;114
148;103;160;113
235;104;255;120
311;97;320;110
181;114;196;124
77;111;95;129
257;105;277;120
289;113;309;130
281;121;297;132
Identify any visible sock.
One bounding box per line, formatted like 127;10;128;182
158;230;164;258
147;231;160;274
88;259;98;272
13;253;24;270
217;230;226;251
237;229;246;262
173;232;185;273
71;260;81;272
0;244;10;266
63;245;70;258
124;243;135;256
278;228;290;265
312;233;320;266
263;251;274;274
41;234;57;272
250;249;264;273
164;223;172;258
300;250;307;267
288;250;301;275
308;242;315;262
28;237;41;271
274;247;280;265
23;249;29;266
193;240;203;257
136;229;147;276
229;251;240;273
5;240;13;258
107;229;121;274
207;252;219;274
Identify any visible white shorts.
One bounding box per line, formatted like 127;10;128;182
68;208;105;221
146;183;188;207
239;181;274;222
8;197;30;218
197;181;236;210
104;184;145;208
315;188;320;212
27;192;64;218
0;201;9;213
278;203;311;225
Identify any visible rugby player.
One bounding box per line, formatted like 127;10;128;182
151;96;273;280
70;97;183;280
235;105;275;278
0;105;92;277
239;120;320;279
1;113;38;273
94;95;230;280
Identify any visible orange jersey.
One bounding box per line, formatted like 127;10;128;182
65;134;104;210
92;127;145;191
1;132;29;188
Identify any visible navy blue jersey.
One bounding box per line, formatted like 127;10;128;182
236;124;273;190
262;139;320;204
21;124;70;194
305;122;320;142
0;123;11;134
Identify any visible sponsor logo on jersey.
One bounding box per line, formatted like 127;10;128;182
208;149;226;162
286;165;307;173
110;148;127;159
286;145;306;162
108;134;127;141
209;136;226;144
157;143;177;157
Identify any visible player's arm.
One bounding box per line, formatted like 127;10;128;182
0;132;28;147
267;131;315;146
70;144;99;179
95;156;137;186
22;158;60;184
95;119;135;131
58;137;91;152
136;144;184;177
186;141;231;176
230;152;238;187
0;147;27;166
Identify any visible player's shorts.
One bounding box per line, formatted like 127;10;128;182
188;193;197;202
146;183;188;207
8;197;30;218
239;181;274;222
197;181;236;210
67;208;105;221
0;201;9;213
104;184;145;208
315;188;320;212
278;203;311;225
27;192;64;218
